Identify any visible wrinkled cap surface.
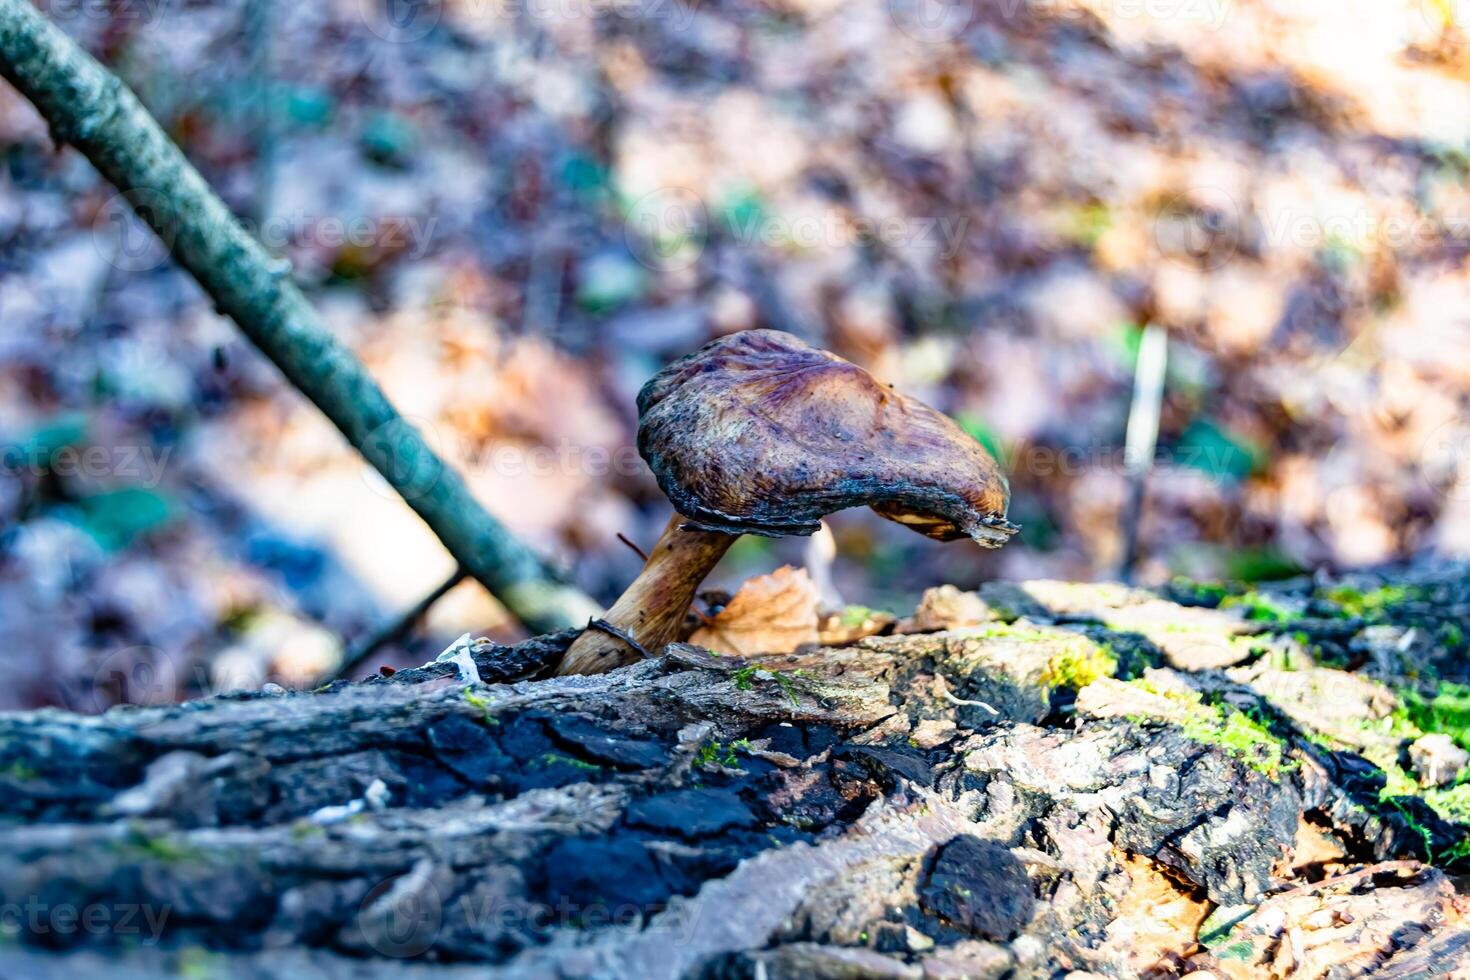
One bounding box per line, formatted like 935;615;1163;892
637;329;1018;546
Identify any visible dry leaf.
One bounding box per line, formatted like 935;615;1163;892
1286;822;1347;879
1100;853;1212;973
1201;863;1465;980
689;565;820;656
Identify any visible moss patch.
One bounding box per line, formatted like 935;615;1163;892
1220;590;1301;623
463;686;501;726
730;665;803;707
839;604;887;628
1040;640;1117;692
1424;783;1470;824
1319;584;1412;620
1397;682;1470;754
694;740;743;770
1338;682;1470;844
1127;680;1289;780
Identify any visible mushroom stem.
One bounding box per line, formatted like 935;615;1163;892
557;514;735;676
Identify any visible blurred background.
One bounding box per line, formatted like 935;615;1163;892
1;0;1468;710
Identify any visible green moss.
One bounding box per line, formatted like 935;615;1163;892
176;947;224;979
730;665;804;707
1168;577;1235;607
1342;684;1470;847
122;825;205;864
1424;783;1470;824
1320;584;1411;620
539;753;600;772
1220;590;1299;623
731;666;758;690
1125;680;1289;780
463;686;500;726
839;605;887;628
1187;709;1288;780
1379;788;1470;865
1386;795;1440;862
1217;939;1255;961
1198;905;1254;948
1442;836;1470;864
965;622;1052;642
0;762;38;781
289;820;325;842
695;741;742;770
771;671;801;707
1376;758;1422;799
1041;641;1117;692
1397;683;1470;753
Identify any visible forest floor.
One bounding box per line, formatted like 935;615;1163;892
1;562;1468;977
6;0;1470;711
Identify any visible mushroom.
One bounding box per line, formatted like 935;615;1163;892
557;329;1017;675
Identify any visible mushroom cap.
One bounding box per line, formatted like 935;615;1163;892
636;329;1018;546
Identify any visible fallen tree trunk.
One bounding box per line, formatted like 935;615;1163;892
1;567;1469;978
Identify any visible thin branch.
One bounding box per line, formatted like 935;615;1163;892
584;617;656;661
615;531;649;562
0;0;599;634
335;566;469;679
1119;323;1168;584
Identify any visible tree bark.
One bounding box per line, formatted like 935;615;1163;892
0;0;599;635
1;567;1468;977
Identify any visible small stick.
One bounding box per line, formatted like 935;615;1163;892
1264;860;1420;904
616;532;649;562
334;567;468;679
943;690;1000;716
584;618;655;661
1119;323;1168;583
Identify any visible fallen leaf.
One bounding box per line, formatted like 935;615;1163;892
1100;853;1212;973
1199;862;1465;980
689;566;820;656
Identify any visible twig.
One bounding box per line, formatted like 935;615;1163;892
1119;323;1168;583
585;617;655;661
0;0;599;634
616;532;649;562
1264;860;1422;904
943;690;1000;716
334;567;468;679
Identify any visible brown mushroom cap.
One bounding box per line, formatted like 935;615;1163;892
636;329;1018;546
